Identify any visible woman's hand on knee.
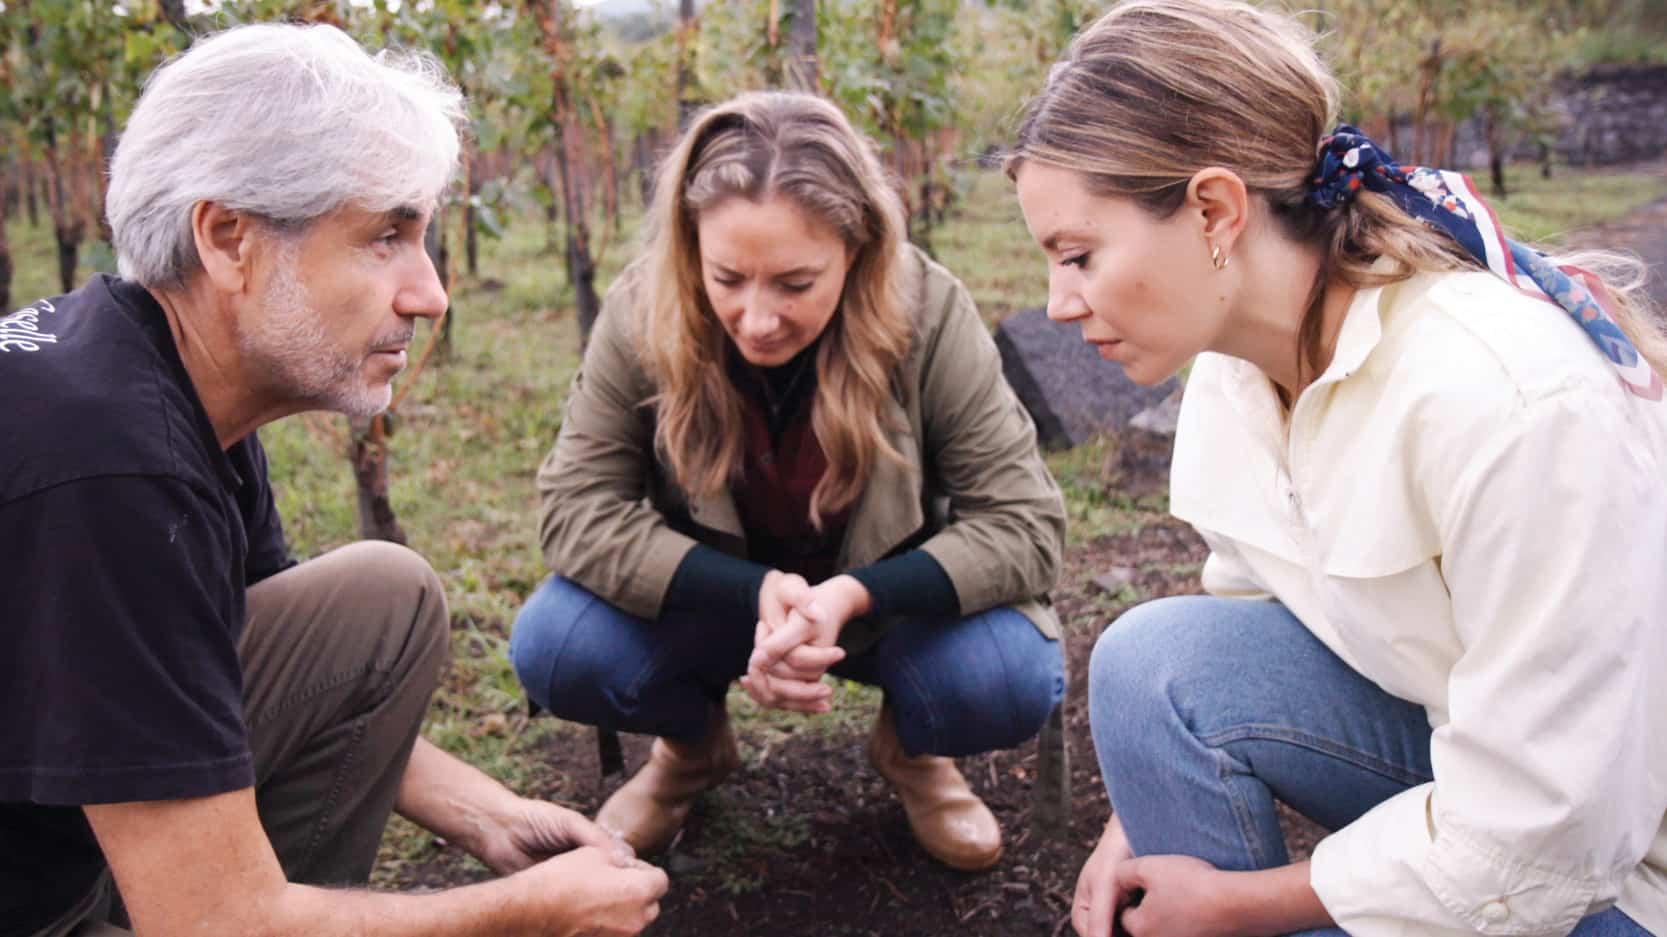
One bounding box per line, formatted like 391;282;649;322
1111;854;1238;937
1074;814;1135;937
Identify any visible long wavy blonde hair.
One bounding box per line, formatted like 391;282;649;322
638;91;914;527
1005;0;1667;386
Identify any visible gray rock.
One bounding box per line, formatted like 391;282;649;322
1090;567;1138;595
1128;386;1184;437
995;307;1179;450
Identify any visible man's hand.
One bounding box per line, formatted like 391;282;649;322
1074;814;1136;937
515;847;669;937
85;787;667;937
471;797;629;876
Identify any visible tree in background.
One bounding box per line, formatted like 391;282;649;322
786;0;818;92
2;0;184;293
1314;0;1576;195
525;0;605;343
948;0;1099;161
823;0;960;254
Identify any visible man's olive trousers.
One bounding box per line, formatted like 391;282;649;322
36;541;450;937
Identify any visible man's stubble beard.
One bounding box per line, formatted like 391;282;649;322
241;248;397;420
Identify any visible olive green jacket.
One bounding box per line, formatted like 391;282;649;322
535;246;1065;653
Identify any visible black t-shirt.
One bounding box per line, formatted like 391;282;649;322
0;276;291;935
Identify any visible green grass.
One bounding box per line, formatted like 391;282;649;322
931;167;1048;325
1574;25;1667;67
1488;161;1667;245
5;159;1664;872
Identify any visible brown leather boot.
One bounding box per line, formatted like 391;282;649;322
868;704;1003;871
595;709;739;856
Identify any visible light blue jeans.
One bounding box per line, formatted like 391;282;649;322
510;575;1064;757
1089;595;1648;936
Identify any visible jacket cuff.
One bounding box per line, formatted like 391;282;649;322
846;550;959;622
1311;786;1458;936
664;544;769;624
1311;785;1598;937
619;532;700;619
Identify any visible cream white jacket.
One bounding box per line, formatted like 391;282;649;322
1170;270;1667;937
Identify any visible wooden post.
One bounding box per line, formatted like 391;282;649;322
786;0;818;92
527;0;601;345
1033;703;1070;831
349;414;408;544
677;0;698;130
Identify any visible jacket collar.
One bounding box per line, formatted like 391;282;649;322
1215;273;1393;430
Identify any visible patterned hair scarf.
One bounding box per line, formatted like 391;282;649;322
1311;125;1662;400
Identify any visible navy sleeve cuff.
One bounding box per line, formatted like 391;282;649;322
664;544;770;623
846;550;960;622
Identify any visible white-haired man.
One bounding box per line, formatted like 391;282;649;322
0;24;666;937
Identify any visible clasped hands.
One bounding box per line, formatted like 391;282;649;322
738;570;870;713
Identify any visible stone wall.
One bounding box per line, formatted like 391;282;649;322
1450;64;1667;169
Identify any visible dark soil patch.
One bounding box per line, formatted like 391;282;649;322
1561;158;1667;308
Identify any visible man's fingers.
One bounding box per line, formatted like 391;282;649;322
561;810;618;854
595;823;637;867
634;861;670;897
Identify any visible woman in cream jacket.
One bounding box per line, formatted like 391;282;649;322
1008;2;1667;936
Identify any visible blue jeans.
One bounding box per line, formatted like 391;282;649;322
1088;595;1648;937
510;575;1065;757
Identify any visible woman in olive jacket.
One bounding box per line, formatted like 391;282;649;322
511;91;1066;872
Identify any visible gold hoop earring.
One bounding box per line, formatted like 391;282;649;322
1210;243;1229;271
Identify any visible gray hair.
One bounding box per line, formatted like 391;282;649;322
106;22;467;288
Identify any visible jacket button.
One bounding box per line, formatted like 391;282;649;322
1480;900;1509;924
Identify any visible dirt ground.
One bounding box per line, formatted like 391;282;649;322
1567;188;1667;310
